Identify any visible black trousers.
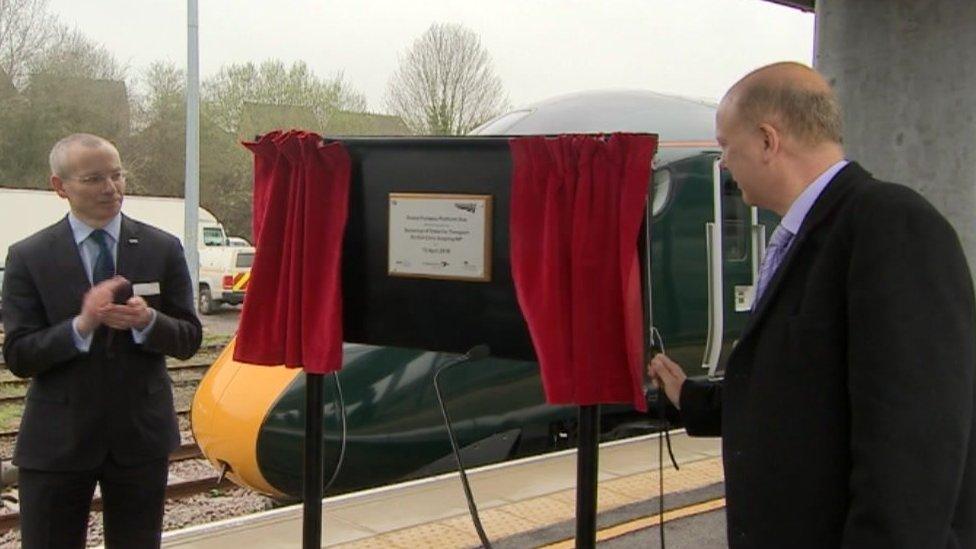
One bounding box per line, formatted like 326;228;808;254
18;455;169;549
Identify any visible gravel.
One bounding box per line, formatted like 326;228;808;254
0;485;279;548
0;309;253;547
0;459;281;548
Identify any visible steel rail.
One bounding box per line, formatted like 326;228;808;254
0;474;234;534
0;363;214;405
0;407;193;443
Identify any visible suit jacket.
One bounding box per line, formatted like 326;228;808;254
2;214;202;470
680;163;976;548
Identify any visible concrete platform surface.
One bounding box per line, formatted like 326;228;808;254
160;430;724;548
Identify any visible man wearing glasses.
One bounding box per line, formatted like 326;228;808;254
1;133;202;548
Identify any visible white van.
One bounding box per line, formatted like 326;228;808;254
0;188;253;317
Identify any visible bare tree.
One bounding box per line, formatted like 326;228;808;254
31;26;126;81
385;22;508;135
1;0;125;89
0;0;58;88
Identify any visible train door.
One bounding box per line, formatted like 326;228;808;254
647;153;716;376
648;152;771;381
702;158;772;377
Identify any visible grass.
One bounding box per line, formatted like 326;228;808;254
0;404;22;431
0;385;24;399
201;333;233;350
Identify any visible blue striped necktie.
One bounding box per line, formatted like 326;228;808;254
754;224;794;306
89;229;115;285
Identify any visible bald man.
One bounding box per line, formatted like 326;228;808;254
650;63;975;547
2;134;201;548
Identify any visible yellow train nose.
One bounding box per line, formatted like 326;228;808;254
191;337;300;498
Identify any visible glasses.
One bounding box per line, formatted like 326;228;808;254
67;170;127;186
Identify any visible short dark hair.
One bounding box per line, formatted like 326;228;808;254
49;133;116;177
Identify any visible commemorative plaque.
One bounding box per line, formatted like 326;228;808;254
388;192;492;282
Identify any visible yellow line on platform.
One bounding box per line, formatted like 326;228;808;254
540;497;727;548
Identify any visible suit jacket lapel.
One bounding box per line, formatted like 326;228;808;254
734;162;868;348
116;214;141;282
49;216;91;315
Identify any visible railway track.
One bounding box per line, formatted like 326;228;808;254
0;406;193;444
0;439;204;465
0;363;206;460
0;360;215;405
0;341;226;371
0;474;234;534
170;441;204;462
0;336;240;536
0;442;209;531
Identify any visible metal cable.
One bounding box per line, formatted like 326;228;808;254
650;327;679;548
322;373;347;493
433;349;493;549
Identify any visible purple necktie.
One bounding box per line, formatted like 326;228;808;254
754;225;794;306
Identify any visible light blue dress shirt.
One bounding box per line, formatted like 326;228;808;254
777;159;850;247
69;213;157;351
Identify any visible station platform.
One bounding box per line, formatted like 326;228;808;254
160;431;724;548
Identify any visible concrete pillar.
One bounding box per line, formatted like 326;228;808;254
815;0;976;276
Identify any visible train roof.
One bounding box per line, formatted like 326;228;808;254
470;89;718;142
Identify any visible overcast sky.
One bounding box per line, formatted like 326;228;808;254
46;0;814;112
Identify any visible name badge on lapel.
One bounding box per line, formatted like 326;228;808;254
133;282;161;296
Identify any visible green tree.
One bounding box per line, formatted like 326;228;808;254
193;59;371;239
385;23;509;135
203;60;367;135
128;62;254;240
0;27;126;188
126;62;187;197
0;1;128;187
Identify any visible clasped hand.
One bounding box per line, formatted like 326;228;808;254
77;276;153;335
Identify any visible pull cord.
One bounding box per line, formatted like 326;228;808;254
650;327;679;548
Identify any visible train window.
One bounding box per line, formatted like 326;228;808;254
722;176;748;262
652;169;672;216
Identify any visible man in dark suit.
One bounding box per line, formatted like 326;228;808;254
650;62;975;548
1;133;202;548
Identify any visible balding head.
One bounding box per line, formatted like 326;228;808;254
715;63;846;215
722;62;843;146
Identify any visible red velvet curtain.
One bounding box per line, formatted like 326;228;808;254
509;133;657;411
234;130;351;374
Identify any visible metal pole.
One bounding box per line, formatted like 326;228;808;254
303;373;325;549
575;404;600;549
184;0;200;305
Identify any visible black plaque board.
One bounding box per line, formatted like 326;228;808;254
338;137;535;360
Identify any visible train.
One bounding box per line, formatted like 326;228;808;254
191;89;778;500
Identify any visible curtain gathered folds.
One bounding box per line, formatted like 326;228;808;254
509;134;658;411
234;130;351;374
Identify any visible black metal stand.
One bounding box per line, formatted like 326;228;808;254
575;404;600;549
303;373;325;549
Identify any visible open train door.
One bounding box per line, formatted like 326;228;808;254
701;157;775;377
644;151;768;380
